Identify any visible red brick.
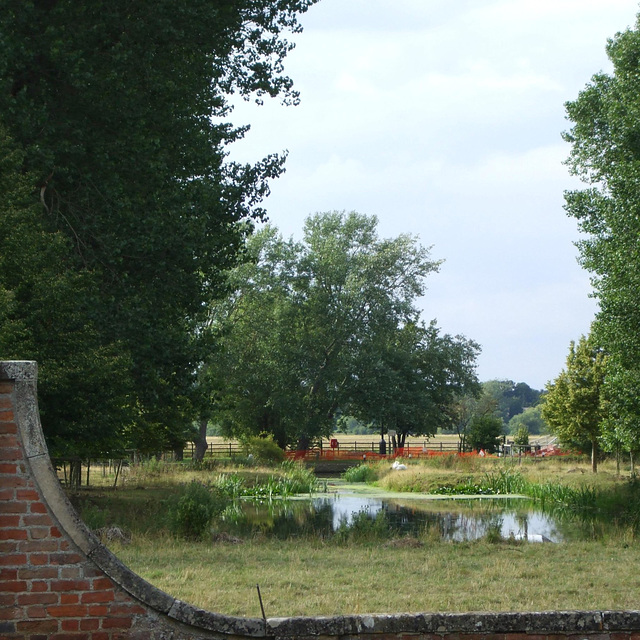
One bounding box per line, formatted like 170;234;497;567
30;580;48;592
17;592;59;606
16;618;59;633
23;514;52;527
0;476;26;488
47;604;88;617
50;579;91;592
0;593;16;606
24;540;59;552
102;616;133;629
0;488;16;501
59;566;82;579
60;593;79;604
61;618;80;631
0;411;16;425
110;603;147;616
0;553;26;566
29;502;48;514
29;526;51;540
0;463;17;474
0;447;21;461
50;525;63;538
0;396;12;408
18;566;58;579
87;604;108;616
0;382;13;393
0;500;26;514
51;634;90;640
16;489;40;501
0;514;20;527
0;605;20;620
81;590;115;604
26;604;48;618
0;528;27;541
29;553;50;565
0;579;27;592
50;552;84;565
0;568;17;580
0;432;18;446
92;576;114;590
80;617;100;631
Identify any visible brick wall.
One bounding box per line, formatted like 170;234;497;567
2;360;640;640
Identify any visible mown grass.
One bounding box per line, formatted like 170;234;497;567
66;455;640;616
111;532;640;616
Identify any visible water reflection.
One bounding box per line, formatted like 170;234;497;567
217;493;574;542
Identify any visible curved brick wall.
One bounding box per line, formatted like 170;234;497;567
2;359;640;640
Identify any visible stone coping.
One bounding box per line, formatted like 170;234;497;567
4;359;640;639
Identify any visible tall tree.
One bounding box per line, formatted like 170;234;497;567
541;334;606;472
207;212;479;448
0;126;132;457
563;14;640;453
0;0;316;453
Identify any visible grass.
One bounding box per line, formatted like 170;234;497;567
65;455;640;617
111;532;640;616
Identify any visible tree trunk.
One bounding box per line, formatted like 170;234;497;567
194;418;208;462
631;451;635;476
591;438;598;473
173;446;184;461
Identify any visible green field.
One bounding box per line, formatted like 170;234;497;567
67;455;640;617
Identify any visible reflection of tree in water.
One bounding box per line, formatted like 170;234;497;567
215;496;601;542
218;500;335;539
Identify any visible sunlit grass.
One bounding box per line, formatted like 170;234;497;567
112;533;640;616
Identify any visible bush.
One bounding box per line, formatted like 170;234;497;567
342;463;378;483
241;434;285;465
513;426;530;446
467;415;504;453
169;481;226;539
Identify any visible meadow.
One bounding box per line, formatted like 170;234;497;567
64;453;640;617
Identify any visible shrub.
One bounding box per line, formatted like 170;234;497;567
169;481;226;539
513;426;530;447
241;434;285;465
467;415;504;453
342;463;377;483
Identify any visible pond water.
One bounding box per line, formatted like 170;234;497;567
217;484;600;543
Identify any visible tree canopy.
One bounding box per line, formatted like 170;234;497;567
541;334;606;472
207;212;480;448
563;15;640;465
0;0;317;455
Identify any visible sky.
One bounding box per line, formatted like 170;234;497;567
226;0;640;390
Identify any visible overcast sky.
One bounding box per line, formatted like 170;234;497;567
227;0;640;390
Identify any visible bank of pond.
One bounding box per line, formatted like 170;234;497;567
69;458;640;545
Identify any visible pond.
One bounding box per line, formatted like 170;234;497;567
216;482;601;543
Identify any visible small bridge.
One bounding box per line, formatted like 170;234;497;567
1;360;638;639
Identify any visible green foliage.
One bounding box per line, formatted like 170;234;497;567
513;426;530;447
508;406;548;436
335;509;391;543
0;0;316;455
482;380;542;425
207;212;479;448
541;334;606;471
241;434;285;465
342;464;379;483
467;415;504;453
169;482;226;540
563;17;640;465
